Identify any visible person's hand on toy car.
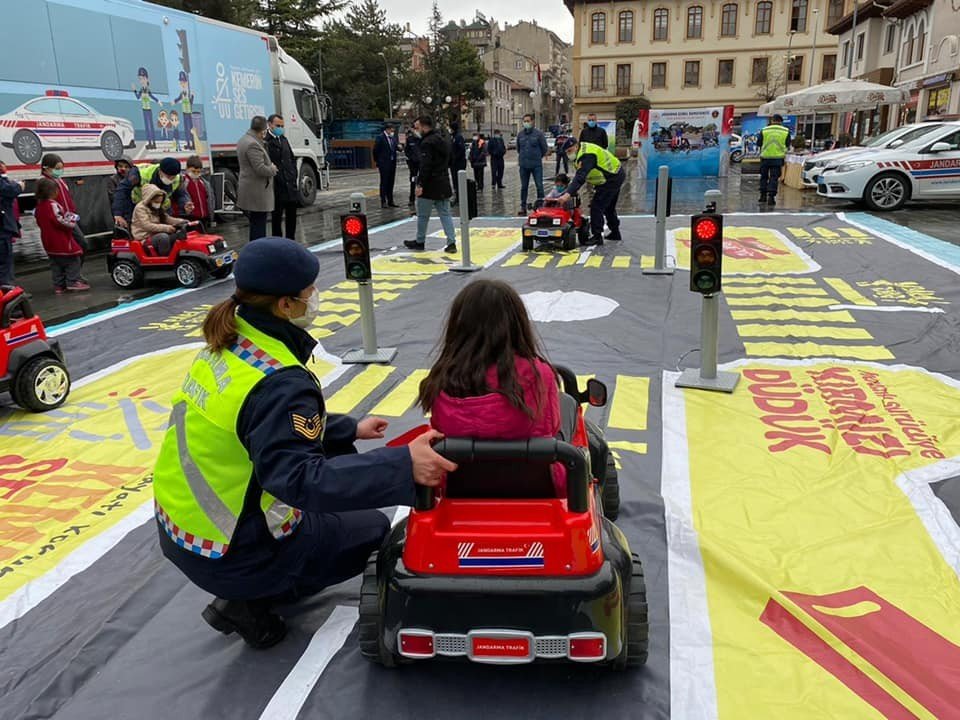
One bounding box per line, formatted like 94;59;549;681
408;430;457;487
114;216;128;229
556;193;572;205
357;416;390;440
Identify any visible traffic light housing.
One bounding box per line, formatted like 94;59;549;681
341;213;372;281
689;212;723;294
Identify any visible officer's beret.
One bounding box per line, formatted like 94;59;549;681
234;237;320;297
159;157;181;176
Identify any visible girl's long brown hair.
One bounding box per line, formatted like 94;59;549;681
202;289;280;352
418;279;546;417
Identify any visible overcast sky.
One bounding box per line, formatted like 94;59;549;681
365;0;574;44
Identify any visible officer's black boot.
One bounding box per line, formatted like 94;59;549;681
759;192;768;203
581;235;603;247
202;597;287;649
604;230;622;241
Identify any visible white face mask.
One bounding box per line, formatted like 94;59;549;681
289;290;319;328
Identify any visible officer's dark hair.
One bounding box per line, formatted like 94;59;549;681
250;116;268;132
41;153;64;170
268;114;283;124
418;279;548;419
203;291;279;353
416;115;433;128
772;114;783;123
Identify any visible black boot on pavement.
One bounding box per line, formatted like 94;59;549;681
581;235;604;247
404;240;426;251
759;193;768;203
604;231;622;241
202;598;287;649
443;242;458;253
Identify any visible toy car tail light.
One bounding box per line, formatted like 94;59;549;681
398;629;435;659
567;633;606;662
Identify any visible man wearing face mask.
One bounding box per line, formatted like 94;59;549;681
266;114;300;239
237;116;278;242
578;113;609;150
153;236;457;649
112;157;194;229
555;139;624;246
516;113;548;215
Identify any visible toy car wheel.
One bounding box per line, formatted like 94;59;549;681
864;172;910;212
111;259;144;289
100;131;124;161
14;356;71;412
601;454;620;521
577;222;590;246
521;232;534;251
614;552;649;669
357;552;398;667
13;129;42;165
562;225;577;251
176;259;205;288
211;266;234;280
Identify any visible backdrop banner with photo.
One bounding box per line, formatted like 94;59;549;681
740;113;799;159
634;106;735;178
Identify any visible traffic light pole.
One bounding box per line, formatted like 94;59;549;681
643;165;674;276
342;193;397;365
450;169;481;273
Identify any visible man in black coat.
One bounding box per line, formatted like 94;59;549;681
404;116;457;253
404;128;421;207
487;129;506;189
448;121;467;204
579;113;609;150
0;162;23;286
266;114;300;240
373;124;399;208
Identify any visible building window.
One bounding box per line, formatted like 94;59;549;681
822;53;836;81
788;55;803;82
718;58;735;85
651;61;667;88
616;64;632;94
591;64;606;90
927;87;951;117
687;6;703;38
618;11;634;42
751;56;769;83
653;8;669;41
915;20;925;63
591;12;606;44
856;32;865;61
516;59;523;70
755;1;772;34
842;40;851;66
684;60;701;86
884;24;896;54
827;0;844;26
902;28;914;66
721;4;738;36
791;0;807;32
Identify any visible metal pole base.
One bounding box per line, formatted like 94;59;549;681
341;347;398;364
674;368;740;393
642;267;676;276
449;264;482;273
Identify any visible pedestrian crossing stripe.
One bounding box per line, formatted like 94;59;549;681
312;312;361;328
324;365;397;415
612;256;631;269
725;276;818;286
730;309;857;323
319;301;361;313
503;254;529;267
726;296;839;308
786;227;869;240
735;324;874;340
334;281;422;292
585;255;604;268
786;227;812;238
608;440;649;455
319;290;400;302
723;285;831;297
371;369;430;417
824;278;877;307
814;227;840;238
840;228;868;238
743;342;895;360
557;253;579;267
608;375;650;431
529;254;552;268
501;252;651;270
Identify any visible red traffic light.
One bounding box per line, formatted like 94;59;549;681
344;216;365;236
694;217;720;241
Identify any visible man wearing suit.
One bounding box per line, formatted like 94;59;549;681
487;130;506;189
374;125;399;208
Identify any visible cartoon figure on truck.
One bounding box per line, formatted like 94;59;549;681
0;0;325;237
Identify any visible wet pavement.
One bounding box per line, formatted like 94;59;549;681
12;158;959;326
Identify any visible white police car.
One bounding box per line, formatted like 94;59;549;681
802;122;944;186
0;91;135;165
817;121;960;211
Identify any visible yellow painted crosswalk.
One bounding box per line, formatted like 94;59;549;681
608;375;650;431
725;276;817;286
824;277;877;306
723;285;830;297
743;342;894;360
726;296;837;308
736;324;874;340
499;251;651;270
371;369;430;417
730;309;856;323
325;365;396;414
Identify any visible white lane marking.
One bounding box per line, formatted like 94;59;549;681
829;304;945;314
258;605;360;720
577;248;593;265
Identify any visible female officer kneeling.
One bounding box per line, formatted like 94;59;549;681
152;236;455;649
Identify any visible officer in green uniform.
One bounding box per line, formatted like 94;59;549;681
153;237;456;648
556;139;625;246
759;114;792;205
111;157;193;228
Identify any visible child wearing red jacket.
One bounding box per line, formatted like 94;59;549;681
418;279;564;494
178;155;213;223
34;178;89;293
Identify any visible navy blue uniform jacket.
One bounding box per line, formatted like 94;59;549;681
373;132;398;169
112;165;191;223
158;306;415;597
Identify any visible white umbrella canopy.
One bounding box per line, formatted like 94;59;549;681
758;77;910;116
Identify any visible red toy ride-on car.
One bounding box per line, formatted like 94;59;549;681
107;221;237;290
0;286;71;412
359;375;647;669
522;197;590;251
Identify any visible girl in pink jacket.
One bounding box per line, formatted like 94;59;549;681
418;279;564;494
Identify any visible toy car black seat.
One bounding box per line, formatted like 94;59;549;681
0;286;33;326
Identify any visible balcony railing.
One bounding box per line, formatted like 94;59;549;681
575;83;646;98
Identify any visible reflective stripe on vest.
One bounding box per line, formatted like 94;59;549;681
760;125;790;159
576;142;622;186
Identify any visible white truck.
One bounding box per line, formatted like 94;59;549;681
0;0;326;235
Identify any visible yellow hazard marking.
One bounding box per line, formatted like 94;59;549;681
736;324;874;340
640;255;655;269
371;369;430;417
723;285;830;297
325;365;396;415
811;601;882;618
608;440;649;455
730;309;857;323
724;276;817;286
585;255;604;268
612;256;631;269
608;376;649;431
557;253;580;267
726;296;838;308
319;301;361;313
743;342;895;360
814;227;839;238
311;313;361;328
320;290;400;302
530;254;553;268
786;227;812;238
334;281;421;291
824;277;877;306
840;227;869;238
503;253;530;267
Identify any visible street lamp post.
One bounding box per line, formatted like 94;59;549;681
377;51;393;119
784;29;797;96
808;8;820;87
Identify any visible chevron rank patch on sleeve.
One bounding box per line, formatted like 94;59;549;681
290;412;324;441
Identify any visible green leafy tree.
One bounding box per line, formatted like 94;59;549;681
151;0;257;25
420;2;487;125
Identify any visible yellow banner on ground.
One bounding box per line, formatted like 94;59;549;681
682;361;960;718
673;226;819;275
